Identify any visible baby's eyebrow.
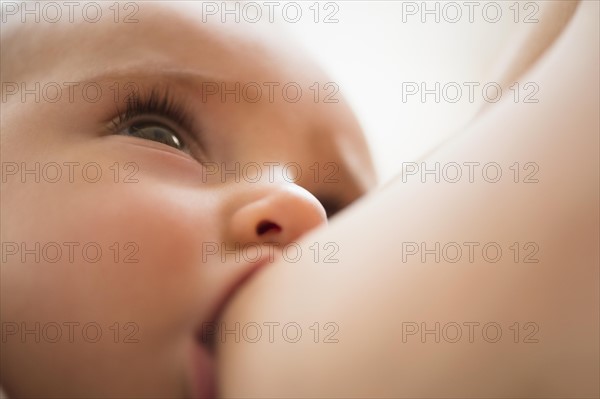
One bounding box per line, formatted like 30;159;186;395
72;63;224;91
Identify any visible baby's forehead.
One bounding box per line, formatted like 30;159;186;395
3;2;319;85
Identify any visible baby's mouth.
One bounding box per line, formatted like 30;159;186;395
197;324;217;353
195;256;270;346
191;335;217;398
190;255;272;398
190;311;222;398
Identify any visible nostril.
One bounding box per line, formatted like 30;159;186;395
256;220;282;236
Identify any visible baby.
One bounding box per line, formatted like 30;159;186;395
0;2;376;397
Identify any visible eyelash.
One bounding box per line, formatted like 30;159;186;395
109;88;201;156
113;88;190;129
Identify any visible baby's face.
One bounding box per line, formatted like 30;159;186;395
0;3;374;397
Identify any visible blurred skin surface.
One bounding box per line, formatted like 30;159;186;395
490;0;579;93
0;2;375;398
218;1;599;397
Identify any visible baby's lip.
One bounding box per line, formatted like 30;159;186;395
194;255;272;352
190;256;271;397
191;341;216;398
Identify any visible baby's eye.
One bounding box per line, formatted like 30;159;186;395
109;88;197;156
118;121;186;151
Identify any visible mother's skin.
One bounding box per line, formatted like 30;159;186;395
218;1;599;397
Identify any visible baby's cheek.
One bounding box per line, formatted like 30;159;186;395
3;175;217;337
1;129;222;394
1;172;217;396
83;179;218;329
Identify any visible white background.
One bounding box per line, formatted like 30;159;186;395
283;1;523;182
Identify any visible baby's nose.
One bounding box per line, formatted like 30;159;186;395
227;183;327;247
